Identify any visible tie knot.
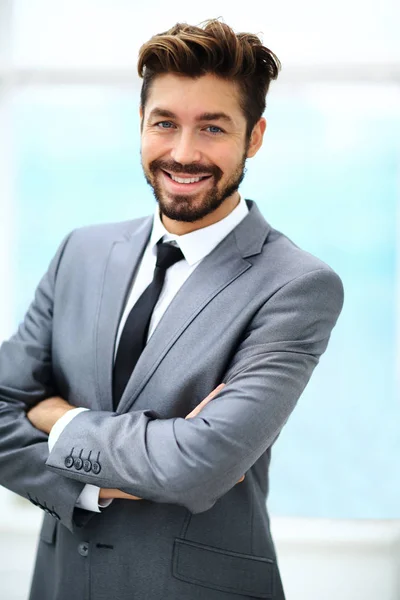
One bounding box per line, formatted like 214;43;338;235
156;241;184;270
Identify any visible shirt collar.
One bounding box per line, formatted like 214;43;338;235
149;196;249;266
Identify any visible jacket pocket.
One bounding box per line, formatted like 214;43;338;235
39;514;57;545
172;538;275;598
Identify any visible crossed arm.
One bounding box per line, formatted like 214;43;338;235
0;235;252;532
0;234;344;532
26;383;244;502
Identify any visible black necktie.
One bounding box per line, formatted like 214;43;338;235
112;240;185;409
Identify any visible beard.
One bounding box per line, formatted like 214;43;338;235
142;151;248;223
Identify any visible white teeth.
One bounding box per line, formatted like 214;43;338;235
170;174;203;184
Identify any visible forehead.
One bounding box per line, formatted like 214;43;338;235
144;73;245;126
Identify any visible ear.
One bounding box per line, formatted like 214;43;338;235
246;118;267;158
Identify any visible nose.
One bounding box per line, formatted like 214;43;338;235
170;131;201;165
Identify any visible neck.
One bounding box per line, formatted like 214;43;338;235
160;193;240;235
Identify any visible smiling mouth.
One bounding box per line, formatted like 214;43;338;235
162;169;212;185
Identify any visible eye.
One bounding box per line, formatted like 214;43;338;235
155;121;175;129
205;125;224;134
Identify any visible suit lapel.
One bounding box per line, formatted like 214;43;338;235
116;201;271;414
94;216;153;410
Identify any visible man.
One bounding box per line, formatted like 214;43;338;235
0;19;343;600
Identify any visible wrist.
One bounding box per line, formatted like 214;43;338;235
46;406;76;434
99;488;142;501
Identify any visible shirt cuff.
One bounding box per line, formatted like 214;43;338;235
76;484;113;512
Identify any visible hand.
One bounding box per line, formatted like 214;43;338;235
27;396;76;435
185;383;226;419
99;488;142;501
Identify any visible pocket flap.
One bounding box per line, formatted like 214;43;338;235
172;538;275;598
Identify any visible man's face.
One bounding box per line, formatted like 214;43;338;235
140;73;252;224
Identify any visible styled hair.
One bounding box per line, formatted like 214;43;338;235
137;19;281;140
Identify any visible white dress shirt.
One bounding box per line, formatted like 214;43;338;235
48;196;249;511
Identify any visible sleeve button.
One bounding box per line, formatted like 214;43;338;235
74;457;83;470
92;462;101;475
65;456;74;468
83;459;92;473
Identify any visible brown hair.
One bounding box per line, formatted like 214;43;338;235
137;19;281;140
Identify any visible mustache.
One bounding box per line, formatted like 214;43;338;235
149;159;222;179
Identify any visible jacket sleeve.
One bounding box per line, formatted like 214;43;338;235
45;267;344;514
0;232;86;533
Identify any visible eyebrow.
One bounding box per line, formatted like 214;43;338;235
148;108;234;124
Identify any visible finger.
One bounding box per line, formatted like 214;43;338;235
185;383;225;419
237;475;245;483
204;383;225;401
185;406;201;419
196;383;225;409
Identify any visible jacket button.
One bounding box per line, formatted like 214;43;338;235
92;462;101;475
65;456;74;468
83;459;92;473
78;542;89;557
74;457;83;470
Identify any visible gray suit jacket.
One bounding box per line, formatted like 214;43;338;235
0;200;343;600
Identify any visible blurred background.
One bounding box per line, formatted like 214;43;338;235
0;1;399;598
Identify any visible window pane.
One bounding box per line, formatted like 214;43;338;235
12;82;400;519
12;84;152;315
257;82;400;519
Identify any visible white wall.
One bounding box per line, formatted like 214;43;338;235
11;0;400;68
